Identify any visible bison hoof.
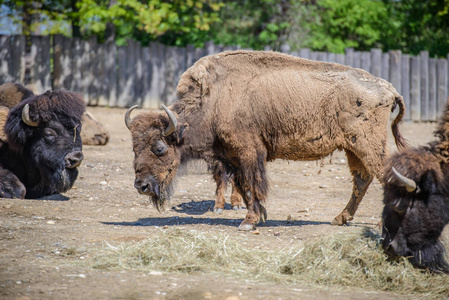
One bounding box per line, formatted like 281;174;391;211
331;211;353;226
213;208;224;214
232;205;244;210
331;218;345;226
238;222;256;231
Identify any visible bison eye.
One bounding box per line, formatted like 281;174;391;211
152;142;168;157
43;128;57;143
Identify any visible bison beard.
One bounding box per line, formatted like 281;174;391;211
0;89;85;199
126;50;406;231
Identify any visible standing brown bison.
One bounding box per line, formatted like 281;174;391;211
0;89;85;198
126;50;406;231
382;105;449;273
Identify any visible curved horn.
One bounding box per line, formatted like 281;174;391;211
125;105;139;130
161;104;177;136
392;167;417;192
21;103;39;127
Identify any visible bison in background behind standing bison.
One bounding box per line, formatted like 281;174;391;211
382;103;449;273
125;50;407;231
0;89;85;198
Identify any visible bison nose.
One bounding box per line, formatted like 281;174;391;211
65;150;84;168
134;178;151;194
134;177;159;196
384;241;400;259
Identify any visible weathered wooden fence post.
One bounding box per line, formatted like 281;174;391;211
29;35;51;93
163;46;186;106
410;56;421;121
0;35;25;84
401;55;411;120
437;59;448;112
429;58;438;120
370;49;382;78
420;51;429;121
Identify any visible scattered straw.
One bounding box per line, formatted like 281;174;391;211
93;227;449;297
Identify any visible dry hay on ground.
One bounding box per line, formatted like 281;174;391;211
93;227;449;298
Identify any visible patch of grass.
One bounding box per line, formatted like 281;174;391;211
93;227;449;297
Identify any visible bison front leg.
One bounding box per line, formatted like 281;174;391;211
0;168;26;198
237;190;267;231
234;163;268;231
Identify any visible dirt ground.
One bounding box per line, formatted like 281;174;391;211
0;106;442;300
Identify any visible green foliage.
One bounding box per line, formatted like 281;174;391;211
300;0;397;53
76;0;223;46
209;0;292;50
2;0;74;35
384;0;449;57
2;0;449;56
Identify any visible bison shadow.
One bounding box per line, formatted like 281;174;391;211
171;199;237;215
102;216;330;228
26;194;70;201
101;199;369;228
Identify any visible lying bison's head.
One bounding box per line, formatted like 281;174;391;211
4;90;85;198
125;105;188;210
382;155;449;273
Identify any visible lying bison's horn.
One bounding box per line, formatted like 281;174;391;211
161;104;177;136
125;105;139;130
392;167;417;192
21;104;39;127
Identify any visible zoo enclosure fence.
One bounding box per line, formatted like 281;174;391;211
1;34;448;122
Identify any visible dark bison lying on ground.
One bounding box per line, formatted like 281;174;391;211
382;104;449;273
0;89;85;198
125;50;407;231
0;82;110;146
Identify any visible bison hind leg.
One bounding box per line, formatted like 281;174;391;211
332;149;374;225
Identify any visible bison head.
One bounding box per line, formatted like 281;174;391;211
382;158;449;273
125;105;188;210
4;90;85;198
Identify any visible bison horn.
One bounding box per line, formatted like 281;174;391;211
161;104;177;136
125;105;139;130
392;167;417;192
21;104;39;127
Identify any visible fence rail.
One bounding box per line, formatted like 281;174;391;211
1;34;448;121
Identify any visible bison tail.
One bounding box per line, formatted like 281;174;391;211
391;96;409;150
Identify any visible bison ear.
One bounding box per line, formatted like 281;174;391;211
166;123;188;145
178;123;188;142
419;170;437;196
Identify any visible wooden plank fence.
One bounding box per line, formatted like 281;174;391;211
1;34;448;121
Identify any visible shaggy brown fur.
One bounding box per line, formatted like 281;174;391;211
0;106;9;141
0;82;34;107
0;82;110;146
382;100;449;273
128;50;406;230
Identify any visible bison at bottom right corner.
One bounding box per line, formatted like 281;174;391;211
382;111;449;274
